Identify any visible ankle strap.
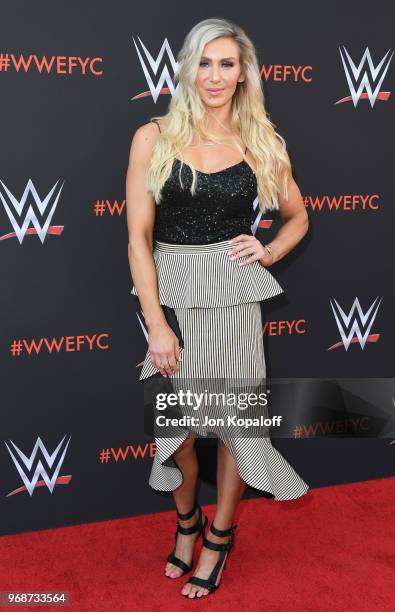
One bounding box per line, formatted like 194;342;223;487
210;522;237;537
203;522;237;552
176;502;198;521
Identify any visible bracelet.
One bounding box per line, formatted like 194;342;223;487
263;244;274;259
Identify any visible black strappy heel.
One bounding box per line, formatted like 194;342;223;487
166;502;208;578
183;521;237;596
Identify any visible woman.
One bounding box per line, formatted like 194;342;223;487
126;17;310;599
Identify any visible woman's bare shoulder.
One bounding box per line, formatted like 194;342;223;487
133;120;159;142
135;117;168;137
149;117;168;131
129;120;164;163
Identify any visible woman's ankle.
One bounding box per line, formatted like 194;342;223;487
177;506;199;528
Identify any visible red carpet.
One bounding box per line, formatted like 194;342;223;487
1;477;394;611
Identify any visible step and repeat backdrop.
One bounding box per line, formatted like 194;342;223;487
1;1;394;535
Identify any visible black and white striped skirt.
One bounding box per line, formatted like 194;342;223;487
132;239;309;501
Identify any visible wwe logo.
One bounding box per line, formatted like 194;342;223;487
0;178;65;244
5;435;72;497
251;197;276;233
251;196;262;235
336;46;394;107
328;297;381;351
131;36;179;102
136;309;149;343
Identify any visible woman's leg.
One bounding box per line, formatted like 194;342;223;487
165;433;200;578
181;438;245;597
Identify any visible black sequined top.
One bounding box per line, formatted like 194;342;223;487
150;120;257;245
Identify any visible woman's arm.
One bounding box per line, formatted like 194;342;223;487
228;148;309;267
263;149;309;265
126;123;181;376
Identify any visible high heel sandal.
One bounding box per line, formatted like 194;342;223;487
183;521;237;596
166;502;208;578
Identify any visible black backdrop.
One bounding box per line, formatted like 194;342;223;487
1;1;394;535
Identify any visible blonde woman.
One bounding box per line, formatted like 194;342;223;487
126;17;310;599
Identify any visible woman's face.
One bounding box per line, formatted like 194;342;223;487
195;36;244;109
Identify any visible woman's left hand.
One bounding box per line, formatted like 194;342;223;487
228;234;275;267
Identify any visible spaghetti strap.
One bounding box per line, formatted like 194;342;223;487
151;119;161;133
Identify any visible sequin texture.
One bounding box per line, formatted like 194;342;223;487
153;158;257;244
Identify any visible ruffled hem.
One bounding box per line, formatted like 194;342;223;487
148;434;310;500
130;239;284;308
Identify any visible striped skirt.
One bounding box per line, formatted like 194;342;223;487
132;239;309;501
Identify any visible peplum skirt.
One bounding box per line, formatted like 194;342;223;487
132;239;309;500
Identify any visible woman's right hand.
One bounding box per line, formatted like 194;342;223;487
147;322;182;377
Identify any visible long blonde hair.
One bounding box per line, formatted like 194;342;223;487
145;17;292;213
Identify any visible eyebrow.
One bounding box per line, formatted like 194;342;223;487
200;56;237;61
